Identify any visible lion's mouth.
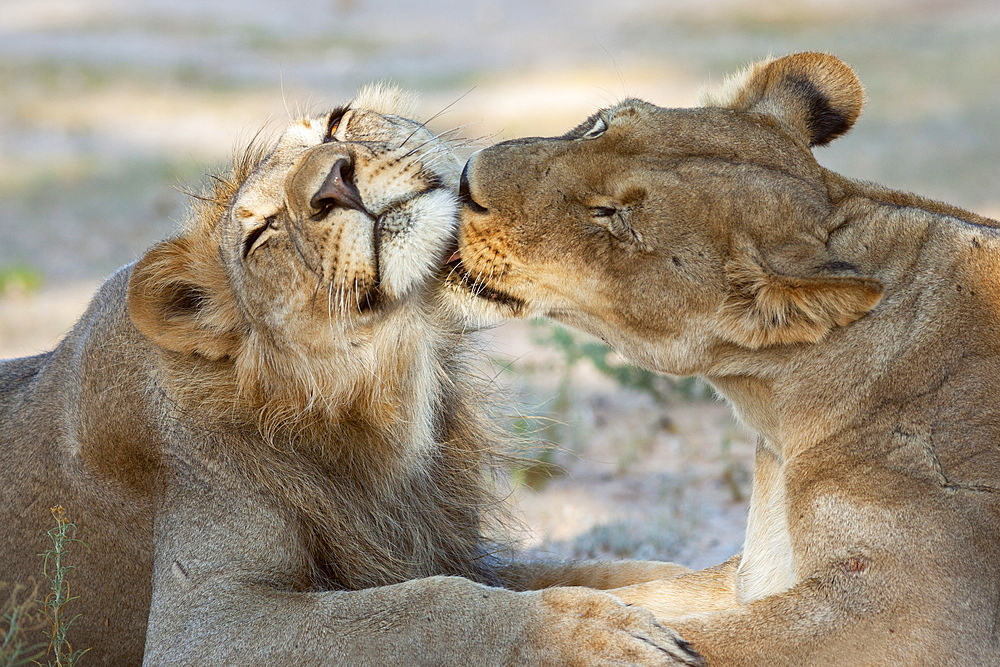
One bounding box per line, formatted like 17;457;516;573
443;247;524;310
356;285;381;314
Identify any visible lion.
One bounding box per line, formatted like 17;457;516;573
449;52;1000;665
0;85;702;665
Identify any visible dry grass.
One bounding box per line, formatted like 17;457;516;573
1;581;47;667
1;508;88;667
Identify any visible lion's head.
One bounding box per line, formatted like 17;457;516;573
448;53;885;376
127;85;464;426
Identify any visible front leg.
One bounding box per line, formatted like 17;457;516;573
498;558;694;591
659;563;890;666
628;550;997;665
145;490;704;666
609;555;741;617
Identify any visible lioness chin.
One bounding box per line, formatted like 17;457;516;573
0;86;700;666
451;52;1000;665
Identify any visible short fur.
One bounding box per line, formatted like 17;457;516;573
0;88;698;665
451;52;1000;664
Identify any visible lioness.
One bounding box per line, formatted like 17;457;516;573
0;86;699;665
451;52;1000;664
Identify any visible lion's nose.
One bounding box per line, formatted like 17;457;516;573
310;157;366;216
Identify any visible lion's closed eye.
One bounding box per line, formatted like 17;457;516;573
242;215;279;259
325;106;350;142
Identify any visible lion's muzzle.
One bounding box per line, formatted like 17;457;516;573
310;157;370;220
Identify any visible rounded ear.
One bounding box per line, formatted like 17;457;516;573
705;52;865;147
127;237;244;360
718;251;883;349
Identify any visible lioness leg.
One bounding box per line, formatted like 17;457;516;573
617;535;997;664
498;558;694;591
609;555;741;617
645;575;927;666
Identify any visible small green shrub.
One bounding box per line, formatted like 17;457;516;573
38;506;89;667
1;581;47;667
1;507;91;667
528;320;715;402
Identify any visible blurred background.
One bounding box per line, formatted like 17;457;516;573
1;0;997;568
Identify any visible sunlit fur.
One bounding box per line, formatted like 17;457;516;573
454;52;1000;664
0;88;505;660
2;82;720;665
125;86;509;582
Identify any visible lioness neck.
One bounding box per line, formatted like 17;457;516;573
710;189;1000;602
713;185;1000;458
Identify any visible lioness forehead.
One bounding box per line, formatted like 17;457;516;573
605;99;802;146
553;99;820;185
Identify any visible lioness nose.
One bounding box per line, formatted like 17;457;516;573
459;159;488;214
310;157;366;215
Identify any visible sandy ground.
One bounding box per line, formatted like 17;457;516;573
1;0;998;567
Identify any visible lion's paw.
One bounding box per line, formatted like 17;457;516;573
530;586;704;666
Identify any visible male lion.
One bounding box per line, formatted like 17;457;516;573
451;52;1000;665
0;86;699;665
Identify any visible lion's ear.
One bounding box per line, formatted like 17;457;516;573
718;251;883;349
127;237;244;360
705;52;864;147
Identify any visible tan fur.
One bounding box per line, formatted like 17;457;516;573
451;52;1000;664
0;91;699;665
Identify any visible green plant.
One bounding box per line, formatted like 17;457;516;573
0;266;42;297
527;320;714;402
612;432;656;476
563;515;689;561
38;507;88;667
508;417;563;490
1;581;46;667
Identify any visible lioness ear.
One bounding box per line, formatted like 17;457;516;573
127;237;244;360
705;52;864;147
719;252;883;349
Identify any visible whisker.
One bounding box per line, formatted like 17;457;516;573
596;38;628;102
400;136;447;161
279;70;291;122
339;270;349;319
397;87;477;148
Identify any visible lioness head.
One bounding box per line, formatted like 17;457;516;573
449;53;883;375
127;85;463;421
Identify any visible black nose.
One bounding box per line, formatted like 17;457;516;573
458;160;488;214
310;157;366;216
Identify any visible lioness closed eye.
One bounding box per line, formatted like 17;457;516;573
0;86;701;666
451;52;1000;665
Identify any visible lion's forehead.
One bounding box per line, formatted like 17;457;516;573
234;111;424;209
283;118;326;147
